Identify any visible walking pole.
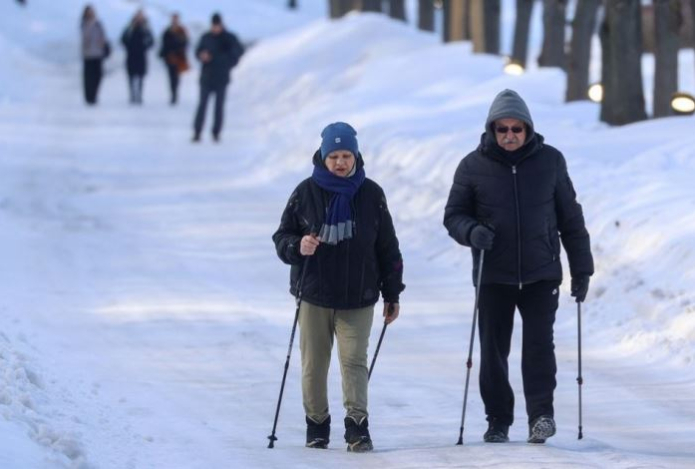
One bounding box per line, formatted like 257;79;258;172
368;303;395;380
267;256;310;448
577;300;584;440
457;250;485;445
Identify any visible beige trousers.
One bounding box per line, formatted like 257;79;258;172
298;301;374;424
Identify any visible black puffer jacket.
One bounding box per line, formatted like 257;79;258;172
444;132;594;286
273;152;405;309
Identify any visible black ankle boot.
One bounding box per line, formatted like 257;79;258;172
344;416;373;452
306;415;330;448
483;418;510;443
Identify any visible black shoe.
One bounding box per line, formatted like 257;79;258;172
527;415;556;444
483;419;510;443
344;416;373;452
212;132;220;143
306;416;330;449
192;133;201;143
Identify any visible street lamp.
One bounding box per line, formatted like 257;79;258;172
588;83;603;103
670;92;695;115
503;58;525;76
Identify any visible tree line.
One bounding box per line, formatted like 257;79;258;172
287;0;695;125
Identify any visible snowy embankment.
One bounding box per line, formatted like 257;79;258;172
1;0;694;468
240;13;695;364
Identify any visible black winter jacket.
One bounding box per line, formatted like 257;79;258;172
121;24;154;75
159;26;188;65
444;133;594;286
196;30;244;87
273;152;405;309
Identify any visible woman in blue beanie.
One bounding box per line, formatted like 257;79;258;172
272;122;405;452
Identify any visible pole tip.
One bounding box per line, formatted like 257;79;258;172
267;435;277;448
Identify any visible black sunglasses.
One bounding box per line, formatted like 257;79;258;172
495;126;524;134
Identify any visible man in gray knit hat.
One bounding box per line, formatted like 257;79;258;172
443;89;594;444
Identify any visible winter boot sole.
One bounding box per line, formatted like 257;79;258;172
484;434;510;443
346;438;373;453
306;438;329;449
527;417;556;444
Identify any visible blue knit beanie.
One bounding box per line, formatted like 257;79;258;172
320;122;359;160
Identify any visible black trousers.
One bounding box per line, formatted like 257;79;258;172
193;82;227;137
477;280;560;426
83;58;103;104
166;64;180;104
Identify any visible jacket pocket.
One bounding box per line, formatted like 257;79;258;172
547;225;559;261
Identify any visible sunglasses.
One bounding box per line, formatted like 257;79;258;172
495;126;524;134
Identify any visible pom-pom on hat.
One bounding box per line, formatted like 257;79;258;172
320;122;359;160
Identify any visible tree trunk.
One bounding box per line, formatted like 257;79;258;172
511;0;535;67
653;0;682;117
329;0;341;18
600;0;648;125
362;0;382;12
538;0;568;67
692;0;695;81
447;0;467;41
329;0;357;17
463;0;472;40
470;0;501;53
443;0;451;41
389;0;407;21
418;0;435;31
566;0;601;101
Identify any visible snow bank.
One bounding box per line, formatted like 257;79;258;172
0;331;90;468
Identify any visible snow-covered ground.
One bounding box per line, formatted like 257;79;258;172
1;0;694;468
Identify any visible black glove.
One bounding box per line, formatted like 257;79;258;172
571;275;590;303
469;224;495;251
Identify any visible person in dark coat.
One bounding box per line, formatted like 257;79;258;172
443;89;594;445
159;13;189;105
80;4;109;105
192;12;244;142
273;122;405;452
121;9;154;104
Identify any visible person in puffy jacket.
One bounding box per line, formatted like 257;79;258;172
191;12;244;142
159;13;189;105
443;89;594;445
121;9;153;104
273;122;404;452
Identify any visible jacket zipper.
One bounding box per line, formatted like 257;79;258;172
345;240;350;304
512;165;523;290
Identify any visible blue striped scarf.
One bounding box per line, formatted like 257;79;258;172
311;164;366;245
